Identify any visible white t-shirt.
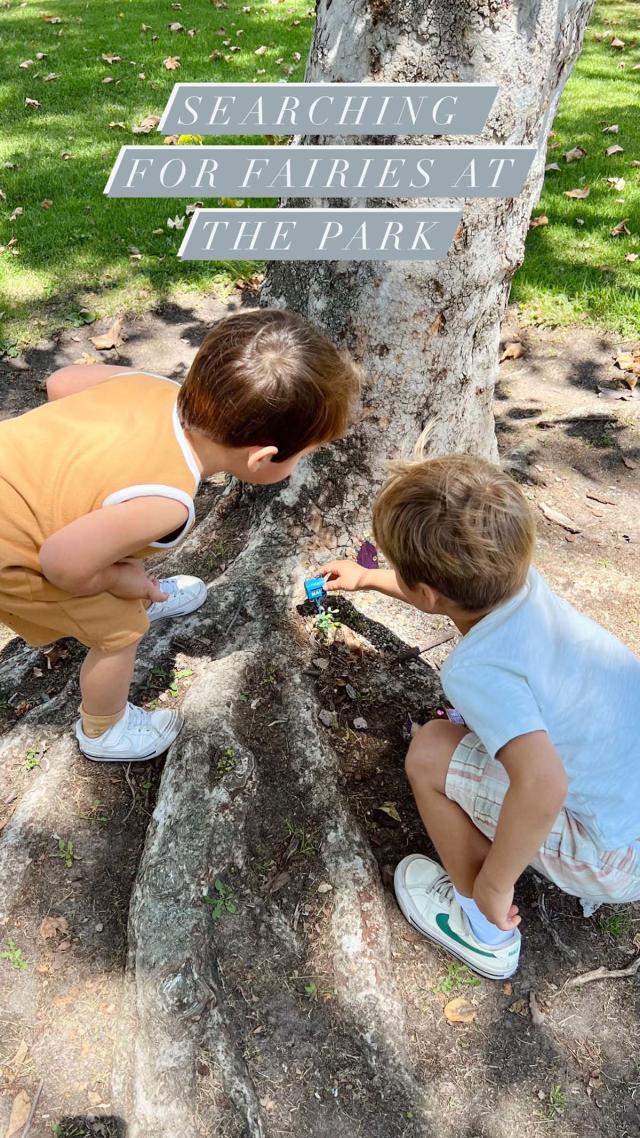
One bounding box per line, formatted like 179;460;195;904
441;567;640;852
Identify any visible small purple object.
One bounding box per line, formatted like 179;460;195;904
356;540;379;570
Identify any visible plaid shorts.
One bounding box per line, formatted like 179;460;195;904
446;732;640;905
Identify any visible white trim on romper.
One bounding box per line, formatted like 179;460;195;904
102;484;196;549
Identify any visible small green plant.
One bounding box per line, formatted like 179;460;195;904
600;912;630;939
56;838;80;869
285;817;314;856
205;879;238;919
216;746;237;774
435;962;481;995
546;1085;567;1119
0;937;28;970
315;607;341;639
24;745;41;770
304;980;318;1000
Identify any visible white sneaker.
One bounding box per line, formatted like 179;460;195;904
146;575;207;623
75;702;184;763
394;854;521;980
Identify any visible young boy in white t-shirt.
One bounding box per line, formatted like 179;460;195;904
321;455;640;979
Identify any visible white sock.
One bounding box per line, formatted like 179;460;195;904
453;888;513;946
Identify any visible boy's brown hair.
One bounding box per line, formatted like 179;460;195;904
373;455;536;612
178;307;361;461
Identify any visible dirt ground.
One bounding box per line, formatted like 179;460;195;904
0;296;639;1138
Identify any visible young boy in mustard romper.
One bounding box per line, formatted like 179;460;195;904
0;308;360;763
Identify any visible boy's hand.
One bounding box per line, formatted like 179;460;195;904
107;559;169;603
472;875;521;932
320;560;368;592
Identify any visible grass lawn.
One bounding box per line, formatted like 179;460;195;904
0;0;638;352
0;0;312;351
512;0;640;335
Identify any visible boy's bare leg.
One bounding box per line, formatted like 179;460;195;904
79;639;141;733
405;720;491;896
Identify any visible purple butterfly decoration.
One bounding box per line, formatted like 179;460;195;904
356;540;379;570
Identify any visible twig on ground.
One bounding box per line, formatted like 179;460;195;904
21;1078;44;1138
529;989;545;1025
536;889;578;960
123;761;137;823
566;955;640;988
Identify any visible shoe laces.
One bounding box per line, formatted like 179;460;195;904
432;873;456;905
124;702;150;733
158;578;178;599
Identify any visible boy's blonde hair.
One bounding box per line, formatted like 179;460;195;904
178;307;361;461
373;455;536;612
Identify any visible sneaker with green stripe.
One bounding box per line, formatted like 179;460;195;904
394;854;521;980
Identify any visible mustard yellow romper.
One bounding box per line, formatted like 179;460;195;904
0;373;201;653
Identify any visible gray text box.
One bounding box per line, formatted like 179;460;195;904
105;145;535;199
159;82;497;137
178;208;462;261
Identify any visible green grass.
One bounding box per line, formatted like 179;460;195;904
512;0;640;334
0;0;312;347
1;0;637;348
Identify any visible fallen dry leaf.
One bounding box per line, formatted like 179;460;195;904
564;186;590;199
43;72;59;81
25;97;41;109
102;76;115;84
622;456;638;469
129;246;142;259
606;144;624;157
9;207;23;221
444;996;476;1024
255;44;267;55
6;1090;31;1138
35;51;47;60
163;56;181;69
41;13;62;22
132;114;160;134
167;214;185;230
101;52;121;63
602;123;619;133
109;121;126;130
185;201;204;215
19;59;34;69
615;349;640;376
539;502;581;533
610;218;631;237
625;252;638;263
544;162;560;173
40;914;70;939
606;176;626;191
564;145;586;163
499;340;524;362
40;199;53;209
61;150;73;159
529;214;548;229
168;21;185;31
90;316;125;350
610;36;625;48
631;161;640;168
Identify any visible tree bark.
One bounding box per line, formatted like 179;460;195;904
263;0;595;462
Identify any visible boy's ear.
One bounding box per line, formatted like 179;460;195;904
415;582;440;611
246;445;279;471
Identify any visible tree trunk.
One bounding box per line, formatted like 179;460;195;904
0;5;595;1138
264;0;595;462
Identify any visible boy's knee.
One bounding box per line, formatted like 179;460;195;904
404;719;465;790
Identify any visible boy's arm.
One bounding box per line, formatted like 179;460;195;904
46;364;139;401
472;731;569;929
321;560;414;604
39;497;189;597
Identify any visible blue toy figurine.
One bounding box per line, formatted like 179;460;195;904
304;576;327;608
